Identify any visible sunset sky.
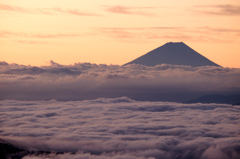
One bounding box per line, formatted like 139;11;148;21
1;0;239;68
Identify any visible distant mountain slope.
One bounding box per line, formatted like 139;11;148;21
186;94;240;104
0;139;27;159
124;42;221;67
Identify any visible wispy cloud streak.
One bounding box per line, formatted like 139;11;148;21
1;26;239;44
51;8;101;16
94;27;240;43
0;3;101;16
104;5;157;16
194;5;240;16
0;3;29;13
0;31;82;39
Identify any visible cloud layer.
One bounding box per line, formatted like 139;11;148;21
0;61;240;102
0;98;240;159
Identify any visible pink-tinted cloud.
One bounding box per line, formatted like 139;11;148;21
16;40;49;45
194;5;240;16
4;27;235;44
0;31;85;45
204;27;240;33
0;3;101;16
94;27;240;43
104;5;157;16
0;31;82;39
51;8;101;16
94;27;181;42
33;33;82;38
0;3;29;13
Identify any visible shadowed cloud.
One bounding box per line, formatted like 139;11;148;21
51;8;101;16
0;3;101;16
104;5;157;16
0;31;83;39
0;99;240;158
94;27;240;43
1;26;239;43
0;62;240;102
194;5;240;16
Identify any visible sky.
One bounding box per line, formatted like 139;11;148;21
0;0;240;68
1;99;240;159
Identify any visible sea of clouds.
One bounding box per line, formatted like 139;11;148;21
0;61;240;158
0;98;240;159
0;61;240;102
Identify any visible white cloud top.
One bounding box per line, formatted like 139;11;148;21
0;98;239;159
0;62;240;101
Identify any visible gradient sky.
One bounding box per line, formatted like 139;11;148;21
0;0;240;67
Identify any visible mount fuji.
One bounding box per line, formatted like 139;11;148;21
124;42;221;67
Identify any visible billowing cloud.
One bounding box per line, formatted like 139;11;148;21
104;5;157;16
0;61;240;102
0;99;240;158
194;5;240;16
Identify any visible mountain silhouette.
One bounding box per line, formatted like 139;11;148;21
124;42;221;67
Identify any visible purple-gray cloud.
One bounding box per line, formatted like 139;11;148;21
0;31;83;39
194;5;240;16
1;26;239;44
104;5;157;16
0;61;240;102
0;3;101;16
94;27;240;43
0;99;240;159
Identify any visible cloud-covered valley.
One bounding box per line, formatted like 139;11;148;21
0;61;240;102
1;62;240;158
0;98;240;159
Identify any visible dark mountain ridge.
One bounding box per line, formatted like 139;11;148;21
186;94;240;105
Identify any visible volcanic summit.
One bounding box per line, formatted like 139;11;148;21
124;42;221;67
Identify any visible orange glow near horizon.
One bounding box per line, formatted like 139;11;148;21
0;0;240;67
